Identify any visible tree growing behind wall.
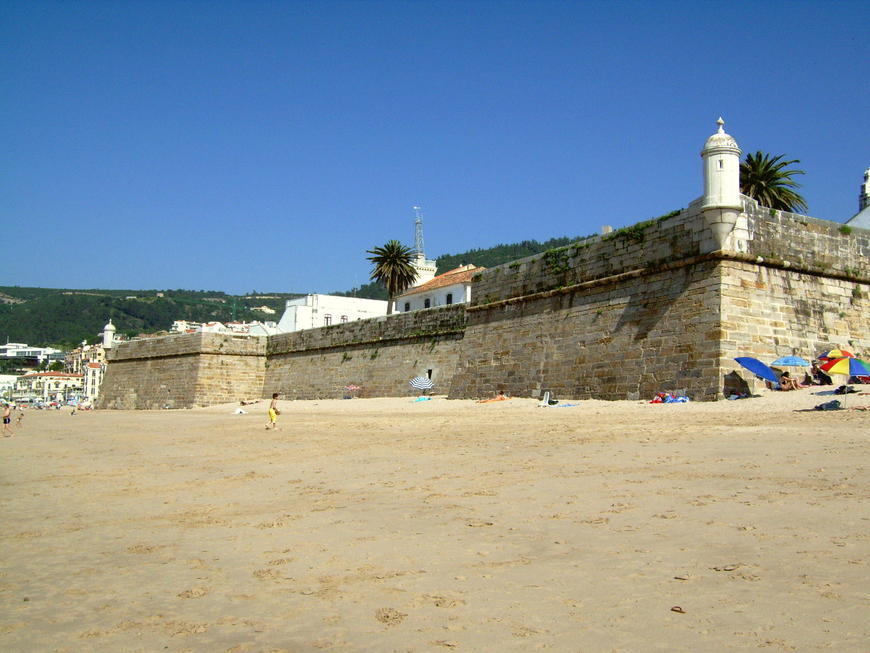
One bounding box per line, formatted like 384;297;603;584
740;151;809;213
366;240;418;315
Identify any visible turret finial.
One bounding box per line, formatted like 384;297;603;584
717;117;725;133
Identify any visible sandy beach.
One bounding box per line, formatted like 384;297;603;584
1;390;868;652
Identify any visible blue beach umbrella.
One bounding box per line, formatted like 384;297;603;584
734;357;779;384
770;355;810;367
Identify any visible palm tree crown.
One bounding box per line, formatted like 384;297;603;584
367;240;418;315
740;151;808;214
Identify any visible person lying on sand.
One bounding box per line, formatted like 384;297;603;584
477;391;510;403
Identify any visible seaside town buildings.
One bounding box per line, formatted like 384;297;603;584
13;371;84;404
170;319;282;337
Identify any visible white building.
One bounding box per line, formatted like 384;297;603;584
66;340;107;374
394;264;482;313
0;343;64;366
846;167;870;230
82;362;105;400
246;321;281;337
169;320;280;336
277;295;388;332
0;374;18;400
170;320;200;334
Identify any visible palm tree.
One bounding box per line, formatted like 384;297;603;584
740;151;808;213
366;240;418;315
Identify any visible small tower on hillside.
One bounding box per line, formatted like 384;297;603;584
102;319;116;350
410;206;437;286
701;117;743;250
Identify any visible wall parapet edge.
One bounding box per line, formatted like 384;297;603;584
267;304;467;356
107;332;266;361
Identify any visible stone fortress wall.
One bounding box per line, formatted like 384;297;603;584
451;199;868;401
98;204;868;409
97;120;869;409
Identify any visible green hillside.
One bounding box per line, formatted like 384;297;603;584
0;287;302;348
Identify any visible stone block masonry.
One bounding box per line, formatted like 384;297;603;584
264;304;466;399
99;332;266;409
451;260;724;401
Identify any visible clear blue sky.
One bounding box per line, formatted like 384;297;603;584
3;0;867;295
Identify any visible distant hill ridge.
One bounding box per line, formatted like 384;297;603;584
0;232;600;347
0;288;302;349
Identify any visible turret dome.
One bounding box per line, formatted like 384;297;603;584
702;117;740;152
104;319;116;332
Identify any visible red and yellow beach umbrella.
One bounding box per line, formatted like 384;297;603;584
819;357;870;377
817;349;854;361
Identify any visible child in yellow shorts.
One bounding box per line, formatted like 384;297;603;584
266;393;280;429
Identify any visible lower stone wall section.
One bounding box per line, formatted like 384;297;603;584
264;305;466;399
719;260;869;394
450;260;724;401
98;354;202;409
264;333;463;400
98;332;266;409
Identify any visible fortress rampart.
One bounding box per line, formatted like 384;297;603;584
98;332;266;409
98;203;868;409
96;122;868;408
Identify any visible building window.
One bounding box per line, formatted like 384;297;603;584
324;314;332;326
340;315;348;323
404;302;410;312
424;298;431;308
446;293;453;305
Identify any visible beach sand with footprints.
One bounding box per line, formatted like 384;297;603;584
1;391;868;651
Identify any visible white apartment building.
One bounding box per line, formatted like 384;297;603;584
0;343;65;366
82;362;104;400
277;295;388;332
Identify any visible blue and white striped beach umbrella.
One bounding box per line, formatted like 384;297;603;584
409;376;435;391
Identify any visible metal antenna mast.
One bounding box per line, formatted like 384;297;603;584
413;206;425;257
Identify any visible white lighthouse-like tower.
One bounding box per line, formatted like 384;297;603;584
410;206;437;287
701;117;743;250
102;319;116;350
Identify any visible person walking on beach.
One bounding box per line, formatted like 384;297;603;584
2;403;12;437
266;393;280;430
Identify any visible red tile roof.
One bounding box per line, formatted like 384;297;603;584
398;265;482;298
